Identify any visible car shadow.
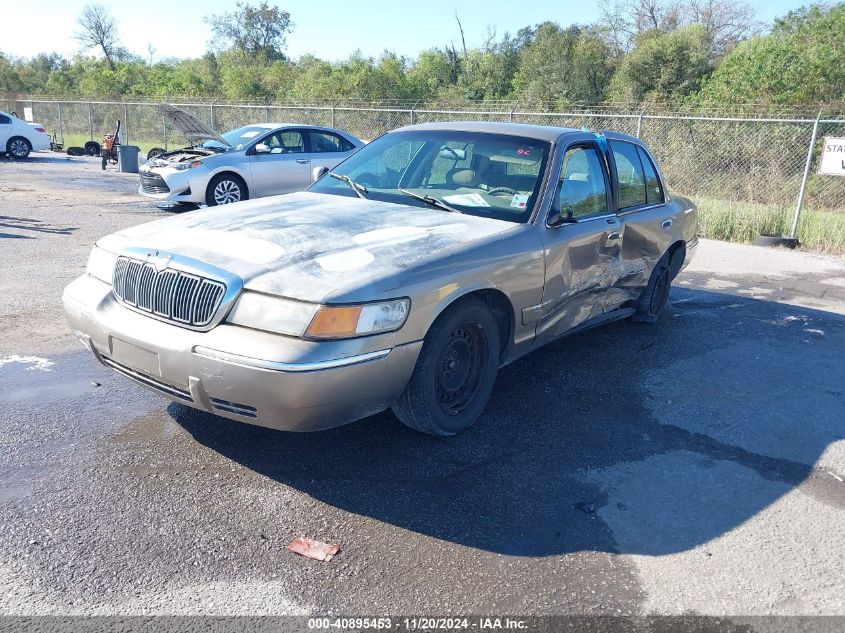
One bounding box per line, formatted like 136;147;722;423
170;281;845;557
0;215;78;237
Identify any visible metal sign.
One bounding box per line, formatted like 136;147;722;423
819;136;845;176
23;107;33;122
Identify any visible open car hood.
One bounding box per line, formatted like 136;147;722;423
156;103;229;147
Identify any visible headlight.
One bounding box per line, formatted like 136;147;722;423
226;293;410;339
226;292;319;337
85;246;117;283
305;299;410;339
172;160;203;171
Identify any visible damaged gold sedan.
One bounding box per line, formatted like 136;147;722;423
63;122;697;436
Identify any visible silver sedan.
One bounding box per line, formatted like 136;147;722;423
138;104;364;206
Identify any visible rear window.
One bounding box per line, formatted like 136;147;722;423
637;146;664;204
0;114;10;125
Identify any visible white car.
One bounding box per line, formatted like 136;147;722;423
139;104;364;206
0;111;51;159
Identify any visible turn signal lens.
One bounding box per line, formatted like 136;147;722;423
305;299;410;339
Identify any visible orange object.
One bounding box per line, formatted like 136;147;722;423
306;305;361;338
288;536;340;562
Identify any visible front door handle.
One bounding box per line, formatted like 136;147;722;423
296;158;309;164
661;219;673;228
605;231;622;242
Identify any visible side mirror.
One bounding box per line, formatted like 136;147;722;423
548;204;578;227
312;165;329;182
254;143;270;154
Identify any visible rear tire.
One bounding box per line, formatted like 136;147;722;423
631;250;674;324
392;297;500;436
147;147;166;160
206;173;248;206
7;137;31;159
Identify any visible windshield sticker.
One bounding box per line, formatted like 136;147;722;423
240;131;260;138
442;193;491;207
510;194;530;209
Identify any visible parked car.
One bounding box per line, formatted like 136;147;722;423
64;121;697;436
0;111;51;159
138;103;364;206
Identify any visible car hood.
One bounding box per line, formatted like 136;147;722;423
156;103;229;146
100;192;517;302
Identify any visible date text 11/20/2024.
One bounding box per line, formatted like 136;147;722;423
307;617;528;630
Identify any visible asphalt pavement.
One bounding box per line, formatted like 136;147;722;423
1;154;844;618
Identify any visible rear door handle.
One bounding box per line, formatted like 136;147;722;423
605;231;622;242
296;158;309;164
661;219;673;228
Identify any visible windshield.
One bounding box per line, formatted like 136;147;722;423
309;130;551;223
201;125;269;151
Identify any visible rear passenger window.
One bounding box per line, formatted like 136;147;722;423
610;141;646;209
0;114;10;124
637;146;664;204
309;131;353;153
556;145;608;218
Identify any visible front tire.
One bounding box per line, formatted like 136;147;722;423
7;137;31;159
392;297;500;436
206;173;248;206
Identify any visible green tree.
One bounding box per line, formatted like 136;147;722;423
513;22;614;104
698;3;845;105
608;24;712;103
206;1;293;62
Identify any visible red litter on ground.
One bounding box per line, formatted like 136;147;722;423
287;536;340;562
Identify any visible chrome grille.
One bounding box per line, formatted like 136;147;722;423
113;256;226;327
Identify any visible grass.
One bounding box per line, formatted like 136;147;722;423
695;197;845;255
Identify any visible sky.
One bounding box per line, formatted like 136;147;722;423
1;0;813;63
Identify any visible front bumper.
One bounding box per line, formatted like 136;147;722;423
62;274;422;432
138;165;210;203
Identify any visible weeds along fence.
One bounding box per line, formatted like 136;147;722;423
5;97;845;249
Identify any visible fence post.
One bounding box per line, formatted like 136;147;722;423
87;102;94;140
210;102;215;130
57;102;64;144
789;110;822;239
509;101;519;123
636;109;646;138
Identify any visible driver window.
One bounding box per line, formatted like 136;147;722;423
557;146;608;218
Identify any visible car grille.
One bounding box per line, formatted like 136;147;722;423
112;256;226;327
140;172;170;194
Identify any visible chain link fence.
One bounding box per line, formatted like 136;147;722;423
4;97;845;250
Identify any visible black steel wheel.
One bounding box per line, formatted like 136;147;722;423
392;297;500;436
631;250;674;324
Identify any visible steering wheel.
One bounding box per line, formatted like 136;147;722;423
487;186;519;197
356;172;382;188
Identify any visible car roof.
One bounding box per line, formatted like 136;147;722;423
261;123;344;131
391;120;645;146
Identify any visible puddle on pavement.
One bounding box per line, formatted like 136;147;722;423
0;351;107;405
